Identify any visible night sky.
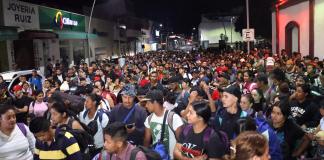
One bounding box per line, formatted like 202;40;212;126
22;0;275;38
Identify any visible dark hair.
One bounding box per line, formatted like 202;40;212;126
29;117;51;134
272;100;290;119
104;122;128;141
190;86;208;99
320;99;324;109
54;80;62;86
256;73;268;85
51;102;71;118
296;84;311;95
95;80;105;88
34;90;44;97
243;70;254;79
79;77;86;81
0;104;15;116
242;94;254;104
87;94;102;108
191;100;211;124
271;68;286;82
251;88;265;103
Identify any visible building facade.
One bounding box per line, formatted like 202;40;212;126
272;0;324;59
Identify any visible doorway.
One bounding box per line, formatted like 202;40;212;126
285;21;300;56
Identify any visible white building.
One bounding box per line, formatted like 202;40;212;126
272;0;324;59
199;15;242;48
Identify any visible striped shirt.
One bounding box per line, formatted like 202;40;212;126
34;128;82;160
0;124;35;160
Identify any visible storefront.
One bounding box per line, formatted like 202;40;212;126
38;6;97;66
0;0;40;71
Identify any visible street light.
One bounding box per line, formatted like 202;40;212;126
160;24;163;27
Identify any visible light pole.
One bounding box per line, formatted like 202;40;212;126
87;0;97;64
246;0;250;54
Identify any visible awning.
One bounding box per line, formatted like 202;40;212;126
55;31;98;39
0;26;18;40
18;30;58;39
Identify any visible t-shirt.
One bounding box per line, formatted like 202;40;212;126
289;99;320;128
13;96;33;124
144;110;184;159
0;124;35;160
178;126;226;159
29;101;48;117
320;117;324;131
79;109;109;149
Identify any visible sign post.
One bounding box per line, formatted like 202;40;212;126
242;29;255;42
246;0;250;53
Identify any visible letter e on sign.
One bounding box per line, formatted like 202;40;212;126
243;29;255;42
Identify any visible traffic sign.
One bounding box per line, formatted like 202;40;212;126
242;29;255;41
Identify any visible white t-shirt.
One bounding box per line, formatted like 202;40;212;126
79;108;109;149
266;57;275;66
0;124;35;160
320;117;324;131
144;110;183;159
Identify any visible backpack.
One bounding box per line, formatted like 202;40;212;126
147;110;177;139
17;123;27;137
54;91;85;114
83;108;108;136
130;146;162;160
151;110;171;160
182;125;230;154
57;124;94;160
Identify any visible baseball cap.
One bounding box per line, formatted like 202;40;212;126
223;84;241;100
140;89;164;102
13;85;22;92
121;84;136;97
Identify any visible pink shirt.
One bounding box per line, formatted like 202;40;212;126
29;101;48;117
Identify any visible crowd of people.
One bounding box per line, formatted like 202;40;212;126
0;48;324;160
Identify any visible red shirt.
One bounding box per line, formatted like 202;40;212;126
216;66;228;74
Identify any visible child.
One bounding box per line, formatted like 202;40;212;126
315;131;324;159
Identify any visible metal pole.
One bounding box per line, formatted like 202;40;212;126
118;19;121;56
231;17;233;45
246;0;250;54
87;0;96;64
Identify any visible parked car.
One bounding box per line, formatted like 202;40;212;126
0;70;45;97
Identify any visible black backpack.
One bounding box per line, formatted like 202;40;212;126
57;124;95;160
130;146;162;160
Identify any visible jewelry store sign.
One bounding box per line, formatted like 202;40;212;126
2;0;39;29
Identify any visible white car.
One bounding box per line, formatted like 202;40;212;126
0;70;45;96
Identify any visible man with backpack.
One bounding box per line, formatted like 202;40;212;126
108;84;147;146
92;122;149;160
29;117;83;160
143;89;184;160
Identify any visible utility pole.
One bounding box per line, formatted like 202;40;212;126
87;0;96;64
246;0;250;54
